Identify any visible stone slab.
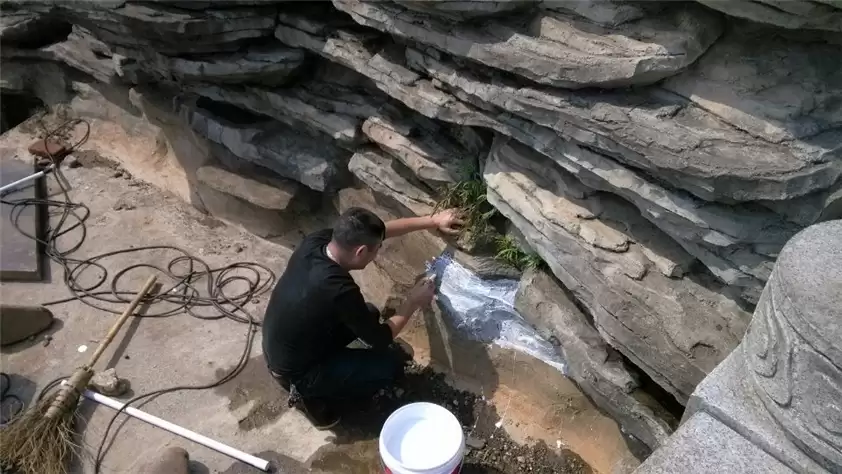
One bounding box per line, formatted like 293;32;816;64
0;305;54;345
0;158;44;281
684;348;830;474
196;165;298;211
635;412;795;474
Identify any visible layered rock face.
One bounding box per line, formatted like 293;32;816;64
3;0;840;452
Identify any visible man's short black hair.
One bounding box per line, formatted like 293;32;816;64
332;207;386;249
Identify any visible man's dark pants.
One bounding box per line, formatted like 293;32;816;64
270;304;405;403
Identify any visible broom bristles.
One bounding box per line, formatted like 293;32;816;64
0;393;81;474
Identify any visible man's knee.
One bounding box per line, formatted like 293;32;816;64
371;348;406;381
365;302;380;320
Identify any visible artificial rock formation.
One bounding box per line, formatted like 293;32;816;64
332;0;724;89
697;0;842;32
486;136;750;402
3;0;841;453
515;269;674;450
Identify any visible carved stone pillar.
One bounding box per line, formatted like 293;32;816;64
744;220;842;472
636;220;842;474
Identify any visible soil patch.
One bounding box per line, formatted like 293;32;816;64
71;149;120;170
218;356;592;474
339;364;590;474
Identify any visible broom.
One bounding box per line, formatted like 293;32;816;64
0;275;158;474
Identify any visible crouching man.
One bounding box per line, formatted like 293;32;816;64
262;207;462;429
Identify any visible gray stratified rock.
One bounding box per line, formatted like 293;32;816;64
187;71;388;148
196;165;298;211
162;0;282;9
0;60;72;105
696;0;842;32
662;23;842;160
486;138;776;300
452;251;522;280
50;27;127;84
348;148;437;217
277;12;842;204
541;0;645;26
485;136;752;403
332;0;723;88
395;0;536;19
515;268;673;449
1;26;127;85
273;17;802;302
0;9;69;46
13;0;279;54
112;43;306;86
406;45;842;203
275;21;497;129
362;107;478;188
182;99;349;192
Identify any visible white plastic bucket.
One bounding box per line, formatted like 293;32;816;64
379;402;465;474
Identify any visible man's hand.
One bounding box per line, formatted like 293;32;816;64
388;275;436;338
407;275;436;307
432;209;464;235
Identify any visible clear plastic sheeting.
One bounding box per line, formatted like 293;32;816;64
425;252;568;375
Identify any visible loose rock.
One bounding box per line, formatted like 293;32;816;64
90;368;130;397
466;435;486;450
113;197;136;211
65;154;81;168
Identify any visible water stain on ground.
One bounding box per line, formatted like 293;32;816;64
215;357;591;474
307;365;591;474
218;450;309;474
308;439;381;474
72;149;121;170
213;355;291;431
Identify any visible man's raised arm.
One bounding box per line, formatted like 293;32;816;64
384;209;464;239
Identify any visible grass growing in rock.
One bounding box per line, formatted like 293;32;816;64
434;162;498;246
493;235;546;271
435;161;547;271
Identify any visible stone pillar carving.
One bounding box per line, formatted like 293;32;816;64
635;220;842;474
744;220;842;472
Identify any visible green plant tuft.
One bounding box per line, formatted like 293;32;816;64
493;235;546;271
434;159;547;272
434;160;497;245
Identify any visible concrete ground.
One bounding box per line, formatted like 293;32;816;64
1;151;333;473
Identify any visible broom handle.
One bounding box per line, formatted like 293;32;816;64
86;275;158;368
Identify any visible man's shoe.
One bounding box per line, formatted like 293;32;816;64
390;338;415;364
298;398;341;431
